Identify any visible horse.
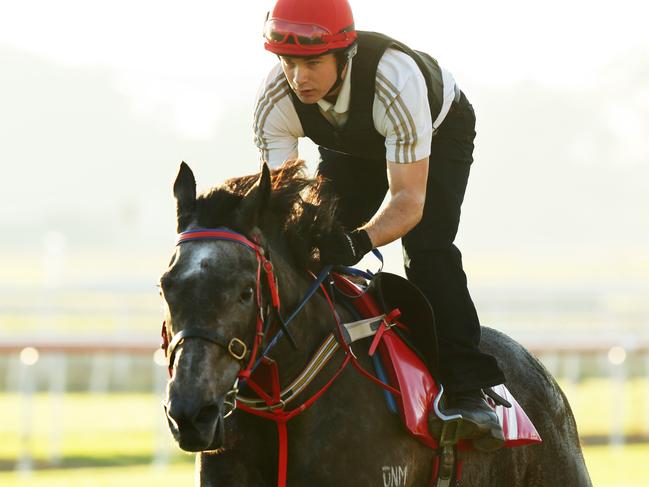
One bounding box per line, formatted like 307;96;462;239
159;159;592;486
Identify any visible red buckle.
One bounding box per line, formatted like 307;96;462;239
160;321;169;353
263;260;281;309
368;309;401;356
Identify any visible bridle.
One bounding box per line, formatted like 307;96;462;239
161;227;281;380
160;227;403;487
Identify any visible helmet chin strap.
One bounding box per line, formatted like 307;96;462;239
325;62;347;98
324;44;356;99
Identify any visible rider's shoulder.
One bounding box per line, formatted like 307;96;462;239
376;48;426;93
256;63;290;97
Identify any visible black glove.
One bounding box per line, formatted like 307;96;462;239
318;228;373;266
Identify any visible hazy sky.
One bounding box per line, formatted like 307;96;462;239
0;0;647;265
0;0;649;138
2;0;646;140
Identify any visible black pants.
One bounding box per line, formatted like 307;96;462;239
317;92;505;392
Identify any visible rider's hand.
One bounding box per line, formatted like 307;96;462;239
317;228;373;266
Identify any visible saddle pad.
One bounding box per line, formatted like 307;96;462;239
332;273;542;449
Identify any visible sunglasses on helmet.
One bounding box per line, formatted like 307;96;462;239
263;19;353;48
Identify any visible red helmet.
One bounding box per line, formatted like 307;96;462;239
263;0;357;57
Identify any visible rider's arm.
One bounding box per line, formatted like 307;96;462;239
361;50;434;247
361;158;429;247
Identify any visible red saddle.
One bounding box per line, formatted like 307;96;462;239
332;272;542;450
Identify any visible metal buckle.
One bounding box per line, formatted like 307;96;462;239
223;379;239;419
268;399;286;411
228;338;247;360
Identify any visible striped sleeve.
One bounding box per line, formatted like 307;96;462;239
373;50;433;164
252;64;304;168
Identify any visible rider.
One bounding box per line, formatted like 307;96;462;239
253;0;506;449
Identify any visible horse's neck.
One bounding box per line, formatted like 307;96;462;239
266;265;349;385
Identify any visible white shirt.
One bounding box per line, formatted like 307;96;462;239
253;48;457;168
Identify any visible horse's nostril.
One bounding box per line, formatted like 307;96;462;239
195;403;221;426
165;404;185;432
166;399;220;431
165;399;221;452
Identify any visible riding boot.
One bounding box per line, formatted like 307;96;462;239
430;389;505;452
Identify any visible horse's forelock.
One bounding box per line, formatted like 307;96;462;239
194;159;339;267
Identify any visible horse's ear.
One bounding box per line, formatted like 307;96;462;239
236;163;271;229
173;161;196;232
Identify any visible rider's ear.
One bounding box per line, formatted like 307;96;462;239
236;163;271;230
173;161;197;232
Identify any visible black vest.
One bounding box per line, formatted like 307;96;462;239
289;31;446;160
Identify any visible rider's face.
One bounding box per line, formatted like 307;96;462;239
280;54;338;104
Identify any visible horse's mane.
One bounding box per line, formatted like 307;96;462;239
195;160;338;268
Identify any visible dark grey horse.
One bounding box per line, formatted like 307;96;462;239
160;160;592;486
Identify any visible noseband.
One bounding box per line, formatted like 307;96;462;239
161;228;279;378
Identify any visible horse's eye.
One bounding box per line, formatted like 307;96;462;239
240;287;254;303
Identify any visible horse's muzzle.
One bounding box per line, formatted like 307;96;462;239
164;397;224;452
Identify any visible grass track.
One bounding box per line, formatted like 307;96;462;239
0;463;194;487
0;445;647;486
583;444;649;487
1;383;648;485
